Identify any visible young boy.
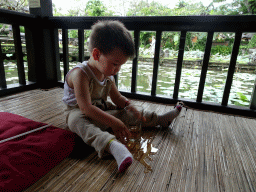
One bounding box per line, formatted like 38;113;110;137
63;20;182;173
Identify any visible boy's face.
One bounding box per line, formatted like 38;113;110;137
95;48;129;76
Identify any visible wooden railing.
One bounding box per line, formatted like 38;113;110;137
0;7;256;117
0;9;38;95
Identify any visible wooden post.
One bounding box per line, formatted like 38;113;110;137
222;32;242;106
78;29;84;63
250;79;256;110
28;0;60;88
151;30;162;96
25;26;37;82
0;43;7;89
62;29;69;80
173;31;186;99
29;0;53;17
131;30;140;93
13;24;26;85
197;31;214;102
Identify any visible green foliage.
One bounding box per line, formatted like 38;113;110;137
249;0;256;14
193;36;207;51
248;34;256;48
66;29;91;43
2;46;14;53
184;32;208;51
236;0;256;14
170;2;208;16
162;32;180;50
127;0;172;16
0;24;9;35
85;0;107;16
85;30;91;40
69;30;78;38
85;0;114;16
237;92;249;102
52;3;63;16
64;0;114;16
0;0;29;13
139;31;236;57
211;45;232;55
66;9;83;16
234;92;249;106
20;26;25;33
209;0;256;15
49;0;256;59
176;0;188;8
140;32;155;48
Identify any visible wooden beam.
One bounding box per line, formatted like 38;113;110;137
131;30;140;93
250;78;256;110
0;43;7;89
197;31;214;102
151;30;162;96
78;29;84;63
173;31;186;99
222;32;242;106
48;15;256;32
12;24;26;85
62;29;69;80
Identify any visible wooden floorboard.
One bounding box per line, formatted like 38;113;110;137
0;88;256;192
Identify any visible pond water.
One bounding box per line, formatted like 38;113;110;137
117;61;255;107
3;61;256;107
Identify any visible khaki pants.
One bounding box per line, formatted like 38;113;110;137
65;106;158;158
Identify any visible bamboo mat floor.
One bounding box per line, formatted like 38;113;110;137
1;88;256;192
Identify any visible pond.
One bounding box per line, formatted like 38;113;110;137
3;60;256;108
117;61;255;108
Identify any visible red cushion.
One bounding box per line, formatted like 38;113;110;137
0;112;77;191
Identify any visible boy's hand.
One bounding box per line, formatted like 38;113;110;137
111;122;131;144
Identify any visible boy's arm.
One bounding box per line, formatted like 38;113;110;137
71;69;130;143
109;79;146;122
109;78;130;108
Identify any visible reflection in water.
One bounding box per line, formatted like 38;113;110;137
126;125;158;173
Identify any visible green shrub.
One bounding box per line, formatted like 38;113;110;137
140;32;155;48
20;26;25;33
248;34;256;48
193;36;207;51
211;45;232;56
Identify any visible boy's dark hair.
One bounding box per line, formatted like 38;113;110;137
88;20;135;59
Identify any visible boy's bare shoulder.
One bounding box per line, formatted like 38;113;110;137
67;68;88;89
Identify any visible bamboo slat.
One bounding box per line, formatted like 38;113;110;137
0;88;256;192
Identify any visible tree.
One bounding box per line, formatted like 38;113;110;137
0;0;29;13
248;0;256;14
208;0;256;15
84;0;114;16
233;0;256;14
64;0;115;17
127;0;172;16
171;1;210;16
176;0;188;8
0;0;29;34
53;3;65;16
